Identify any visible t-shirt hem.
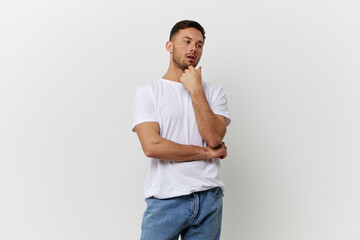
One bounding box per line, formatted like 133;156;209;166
144;184;225;200
132;119;159;132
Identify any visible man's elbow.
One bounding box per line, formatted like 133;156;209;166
142;142;160;158
206;138;223;148
204;127;226;148
143;146;156;158
144;151;154;158
137;126;163;158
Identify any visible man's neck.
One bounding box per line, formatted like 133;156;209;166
162;63;184;82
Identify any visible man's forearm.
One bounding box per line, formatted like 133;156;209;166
135;122;226;162
179;66;226;148
143;136;209;162
190;88;226;148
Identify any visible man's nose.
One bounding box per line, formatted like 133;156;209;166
189;43;197;52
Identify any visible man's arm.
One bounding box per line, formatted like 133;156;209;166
135;122;227;162
180;66;227;148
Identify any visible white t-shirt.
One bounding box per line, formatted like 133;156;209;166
132;78;231;199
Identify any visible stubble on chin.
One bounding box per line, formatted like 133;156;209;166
172;50;198;70
176;59;198;71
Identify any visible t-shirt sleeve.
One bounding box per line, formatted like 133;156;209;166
210;85;231;126
132;85;158;132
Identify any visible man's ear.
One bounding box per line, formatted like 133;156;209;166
165;41;173;53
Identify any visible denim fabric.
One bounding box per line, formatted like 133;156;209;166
140;187;223;240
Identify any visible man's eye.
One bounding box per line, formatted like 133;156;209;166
197;44;202;48
185;41;190;44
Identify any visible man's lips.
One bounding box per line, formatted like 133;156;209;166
186;54;196;62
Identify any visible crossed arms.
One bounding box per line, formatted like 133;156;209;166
135;66;228;162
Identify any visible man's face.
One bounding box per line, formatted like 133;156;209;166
170;27;204;70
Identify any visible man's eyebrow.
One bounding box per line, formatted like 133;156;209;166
183;36;204;44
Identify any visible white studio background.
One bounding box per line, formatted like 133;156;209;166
0;0;359;239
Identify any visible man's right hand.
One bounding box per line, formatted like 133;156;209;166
205;142;227;160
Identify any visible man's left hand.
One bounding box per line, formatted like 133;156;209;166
180;66;202;94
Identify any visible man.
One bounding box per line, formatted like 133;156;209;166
132;20;231;240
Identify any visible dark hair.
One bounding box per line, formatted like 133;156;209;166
169;20;206;41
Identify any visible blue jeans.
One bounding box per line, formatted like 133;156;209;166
140;187;223;240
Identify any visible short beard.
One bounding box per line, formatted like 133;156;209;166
172;47;197;70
